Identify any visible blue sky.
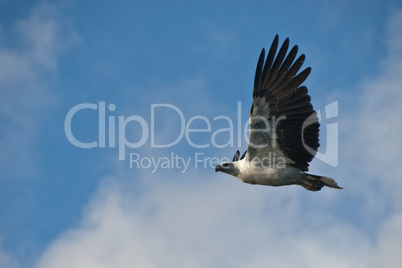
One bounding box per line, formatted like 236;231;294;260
1;0;402;267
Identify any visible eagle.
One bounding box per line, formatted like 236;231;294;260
215;35;342;191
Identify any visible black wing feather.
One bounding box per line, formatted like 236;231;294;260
232;150;240;161
250;35;320;171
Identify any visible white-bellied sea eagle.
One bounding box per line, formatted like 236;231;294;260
215;35;342;191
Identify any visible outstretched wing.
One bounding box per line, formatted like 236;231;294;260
247;35;319;171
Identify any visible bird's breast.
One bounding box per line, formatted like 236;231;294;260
237;165;303;186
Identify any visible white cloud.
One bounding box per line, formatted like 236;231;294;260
0;2;78;177
0;3;78;264
33;7;402;268
343;8;402;191
30;173;381;268
0;242;19;268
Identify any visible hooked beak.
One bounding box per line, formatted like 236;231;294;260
215;165;222;173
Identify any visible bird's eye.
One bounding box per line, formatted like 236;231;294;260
222;163;230;168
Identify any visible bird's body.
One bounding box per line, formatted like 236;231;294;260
215;35;342;191
233;159;303;186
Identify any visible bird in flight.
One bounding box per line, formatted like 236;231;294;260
215;35;341;191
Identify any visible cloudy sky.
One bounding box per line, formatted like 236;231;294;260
1;0;402;267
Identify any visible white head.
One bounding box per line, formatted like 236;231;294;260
215;150;243;177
